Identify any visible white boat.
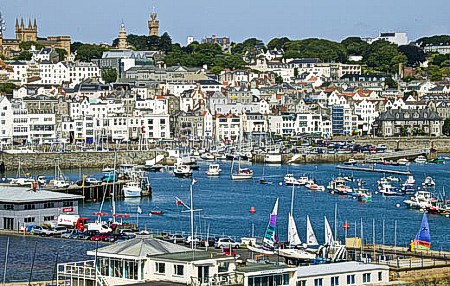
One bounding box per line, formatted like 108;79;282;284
343;159;357;165
102;166;114;173
173;164;193;178
327;178;353;195
305;180;325;192
379;183;403;196
264;153;282;164
200;153;215;161
298;176;309;185
404;175;416;186
205;164;222;176
386;176;401;182
422;176;435;188
397;158;410;166
247;198;279;254
403;191;434;209
230;154;253;180
415;155;427;164
122;182;142;198
284;174;302;186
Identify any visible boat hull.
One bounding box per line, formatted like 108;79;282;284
231;173;253;180
123;188;142;198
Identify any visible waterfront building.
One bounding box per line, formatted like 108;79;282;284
0;96;13;144
296;262;390;286
214;113;242;143
57;237;298;286
363;32;409;46
0;187;83;231
374;109;443;137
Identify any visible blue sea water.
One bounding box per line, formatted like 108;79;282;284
1;160;450;281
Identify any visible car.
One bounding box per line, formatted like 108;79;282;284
165;234;185;244
214;238;240;249
52;226;68;236
200;237;216;247
77;232;92;240
62;229;80;239
91;233;110;241
118;229;135;236
30;225;48;235
184;236;200;246
77;177;101;186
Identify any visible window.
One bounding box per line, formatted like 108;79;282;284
44;216;54;221
43;202;54;208
24;204;35;210
3;204;13;210
155;262;165;274
314;278;323;286
297;281;306;286
378;271;383;281
173;265;184;276
363;273;371;283
24;217;35;223
63;201;73;207
347;275;355;285
330;276;339;286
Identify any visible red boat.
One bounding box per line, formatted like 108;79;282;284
150;210;164;215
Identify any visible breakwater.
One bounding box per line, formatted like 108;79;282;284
355;137;450;152
0;150;169;170
253;153;366;164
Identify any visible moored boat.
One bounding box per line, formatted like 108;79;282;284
122;182;142;198
205;164;222;176
173;164;193;178
415;155;427;164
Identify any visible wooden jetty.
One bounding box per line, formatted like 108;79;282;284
336;165;411;175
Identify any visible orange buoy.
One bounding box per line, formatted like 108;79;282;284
249;207;256;214
343;221;350;230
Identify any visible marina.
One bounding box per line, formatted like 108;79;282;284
336;165;412;175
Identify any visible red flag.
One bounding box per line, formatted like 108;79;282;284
192;178;197;185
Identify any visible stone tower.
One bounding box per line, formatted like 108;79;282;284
148;8;159;37
15;18;37;42
117;22;128;49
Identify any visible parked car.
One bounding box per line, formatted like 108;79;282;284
52;226;68;236
61;229;79;239
77;232;92;240
91;233;110;241
76;177;101;186
164;234;185;244
30;225;48;235
184;236;200;246
214;238;240;249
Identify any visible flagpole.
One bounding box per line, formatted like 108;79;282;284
190;182;194;251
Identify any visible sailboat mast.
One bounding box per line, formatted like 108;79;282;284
112;151;117;224
290;183;295;216
334;203;337;242
190;183;194;250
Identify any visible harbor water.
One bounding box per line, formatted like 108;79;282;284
2;160;450;281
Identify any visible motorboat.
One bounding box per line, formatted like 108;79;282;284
422;176;435;188
264;153;282;164
327;177;353;195
397;158;410;166
343;159;357;165
355;188;372;202
403;191;435;209
173;164;193;178
122;182;142;198
305;180;325;192
415;155;427;164
379;184;404;196
386;176;401;182
200;153;215;161
284;174;302;186
205;164;222;176
404;175;416;186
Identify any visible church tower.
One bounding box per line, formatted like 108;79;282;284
117;22;128;49
15;17;37;42
148;8;159;37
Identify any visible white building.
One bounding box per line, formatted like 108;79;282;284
363;32;408;46
214;114;242;143
0;97;13;143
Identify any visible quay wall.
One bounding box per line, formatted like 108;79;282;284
0;150;169;170
355;137;450;152
254;153;366;164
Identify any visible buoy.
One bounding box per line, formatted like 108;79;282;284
343;221;350;230
278;182;283;186
396;203;400;208
249;207;256;214
93;198;97;203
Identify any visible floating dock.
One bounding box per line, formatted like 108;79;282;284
336;165;411;175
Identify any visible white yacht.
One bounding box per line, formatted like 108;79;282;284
205;164;222;176
415;155;427;164
122;182;142;198
173;164;193;178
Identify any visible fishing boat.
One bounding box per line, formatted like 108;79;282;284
415;155;427;164
122;181;142;198
327;177;353;195
247;198;279;254
200;153;215;161
355;188;372;202
379;183;404;196
205;164;222;176
412;213;431;251
397;158;410;166
305;180;325;192
173;164;193;178
386;176;401;182
403;191;435;209
422;176;435;188
343;159;357;165
284;174;302;186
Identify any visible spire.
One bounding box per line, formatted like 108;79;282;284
28;18;32;28
16;18;19;28
20;18;24;28
33;18;37;29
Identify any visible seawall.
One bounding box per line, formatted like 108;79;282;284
0;150;169;170
355;137;450;152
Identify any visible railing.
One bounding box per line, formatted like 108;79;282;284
190;273;243;286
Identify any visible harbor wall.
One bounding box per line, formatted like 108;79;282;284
253;153;366;164
0;150;170;170
355;137;450;152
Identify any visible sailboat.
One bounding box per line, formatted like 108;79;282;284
247;198;279;254
278;213;317;260
230;138;253;180
413;213;431;251
306;215;319;246
324;216;335;246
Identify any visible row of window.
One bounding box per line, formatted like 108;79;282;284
155;262;184;276
299;272;382;286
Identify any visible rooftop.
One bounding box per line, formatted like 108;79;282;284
296;261;389;278
0;187;83;203
151;251;233;262
236;263;294;273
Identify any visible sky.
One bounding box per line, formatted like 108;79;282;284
1;0;449;46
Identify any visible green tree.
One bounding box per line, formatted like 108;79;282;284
0;82;17;95
341;37;369;56
417;35;450;47
55;48;67;61
19;41;44;51
71;42;84;54
14;51;32;61
364;40;407;73
75;44;108;62
275;75;283;84
267;37;290;50
159;32;172;52
283;38;348;62
384;77;397;89
101;68;117;83
443;118;450;136
398;45;426;66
